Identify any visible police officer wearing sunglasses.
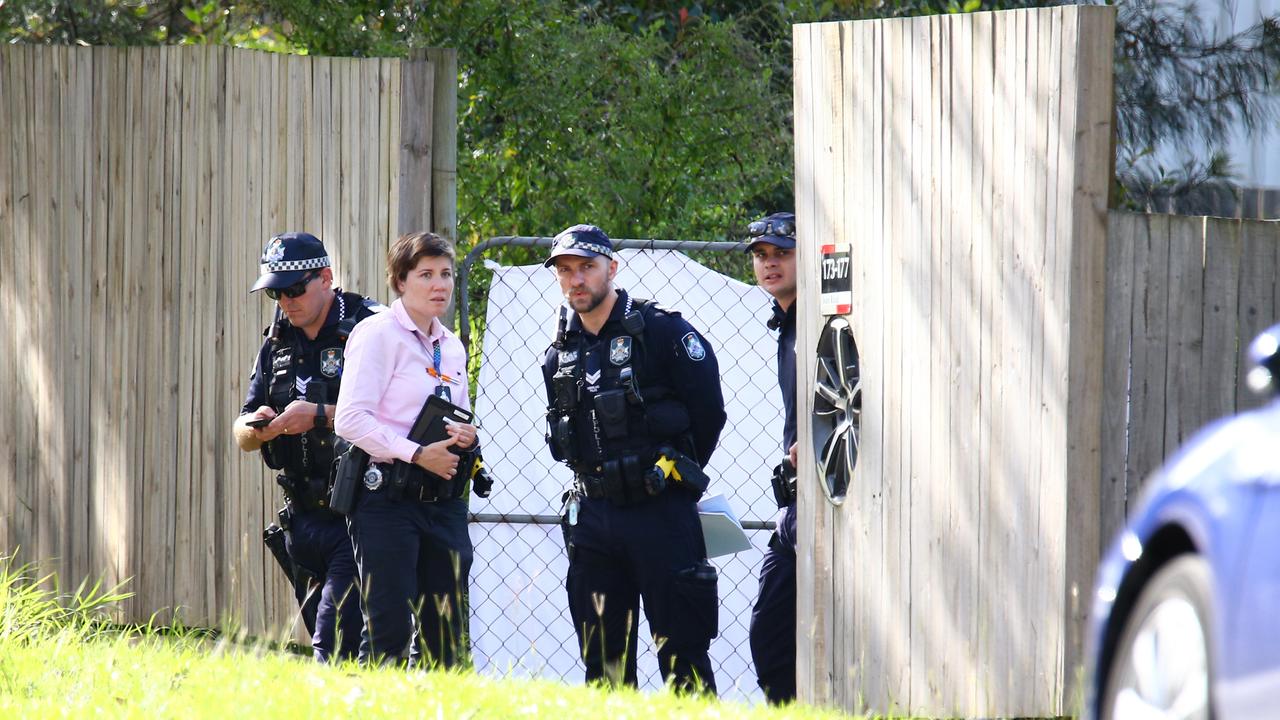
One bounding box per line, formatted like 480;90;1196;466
233;231;383;662
745;212;800;704
542;224;727;694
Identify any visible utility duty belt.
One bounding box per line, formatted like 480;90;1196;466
574;454;651;507
276;474;334;513
370;461;470;503
575;446;709;507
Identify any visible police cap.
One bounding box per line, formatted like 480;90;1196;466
744;212;797;252
544;224;614;267
250;232;332;293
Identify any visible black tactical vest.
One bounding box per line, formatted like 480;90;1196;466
261;291;379;478
548;297;692;475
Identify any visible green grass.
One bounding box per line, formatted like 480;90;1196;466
0;553;856;719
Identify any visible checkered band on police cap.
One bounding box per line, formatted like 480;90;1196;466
544;224;614;267
258;255;331;274
258;232;331;275
250;231;333;293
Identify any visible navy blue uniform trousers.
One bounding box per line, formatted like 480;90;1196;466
566;490;718;693
284;508;363;662
749;501;797;703
348;489;472;667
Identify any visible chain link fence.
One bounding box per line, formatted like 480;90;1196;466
457;237;786;703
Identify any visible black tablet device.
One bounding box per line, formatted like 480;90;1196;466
407;393;473;447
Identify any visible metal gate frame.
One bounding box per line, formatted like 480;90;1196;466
454;236;783;702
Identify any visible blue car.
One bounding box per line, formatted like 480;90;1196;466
1086;324;1280;720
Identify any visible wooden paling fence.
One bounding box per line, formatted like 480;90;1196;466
0;44;456;633
794;8;1280;716
794;7;1115;716
1101;212;1280;544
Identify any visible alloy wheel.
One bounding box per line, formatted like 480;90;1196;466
812;316;861;504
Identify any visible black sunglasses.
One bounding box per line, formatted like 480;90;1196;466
265;271;319;300
748;217;796;239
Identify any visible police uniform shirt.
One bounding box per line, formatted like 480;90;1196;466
542;289;727;469
771;300;798;451
241;290;367;417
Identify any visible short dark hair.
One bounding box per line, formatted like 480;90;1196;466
387;231;455;294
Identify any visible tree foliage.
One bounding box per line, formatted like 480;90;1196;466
1112;0;1280;210
186;0;795;244
1;0;290;48
565;0;1280;213
2;0;182;44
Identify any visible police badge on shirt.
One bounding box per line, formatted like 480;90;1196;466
609;337;632;366
320;347;343;378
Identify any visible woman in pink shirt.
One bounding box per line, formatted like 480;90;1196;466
335;231;479;667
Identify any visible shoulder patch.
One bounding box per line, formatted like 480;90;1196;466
681;332;706;361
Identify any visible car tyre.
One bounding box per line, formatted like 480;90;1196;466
1102;554;1214;720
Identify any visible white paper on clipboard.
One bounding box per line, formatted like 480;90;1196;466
698;493;752;558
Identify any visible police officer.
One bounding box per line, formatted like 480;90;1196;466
334;231;480;668
542;224;728;694
745;212;800;704
233;232;382;662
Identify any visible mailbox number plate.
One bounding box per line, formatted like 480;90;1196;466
820;243;852;316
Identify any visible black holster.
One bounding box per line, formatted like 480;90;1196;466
263;522;293;582
263;513;319;635
329;442;367;515
670;450;710;498
648;446;710;500
460;451;494;498
771;458;797;507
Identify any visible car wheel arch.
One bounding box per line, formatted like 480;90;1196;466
1096;523;1201;712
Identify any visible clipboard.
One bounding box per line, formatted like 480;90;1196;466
408;393;473;447
697;493;752;558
